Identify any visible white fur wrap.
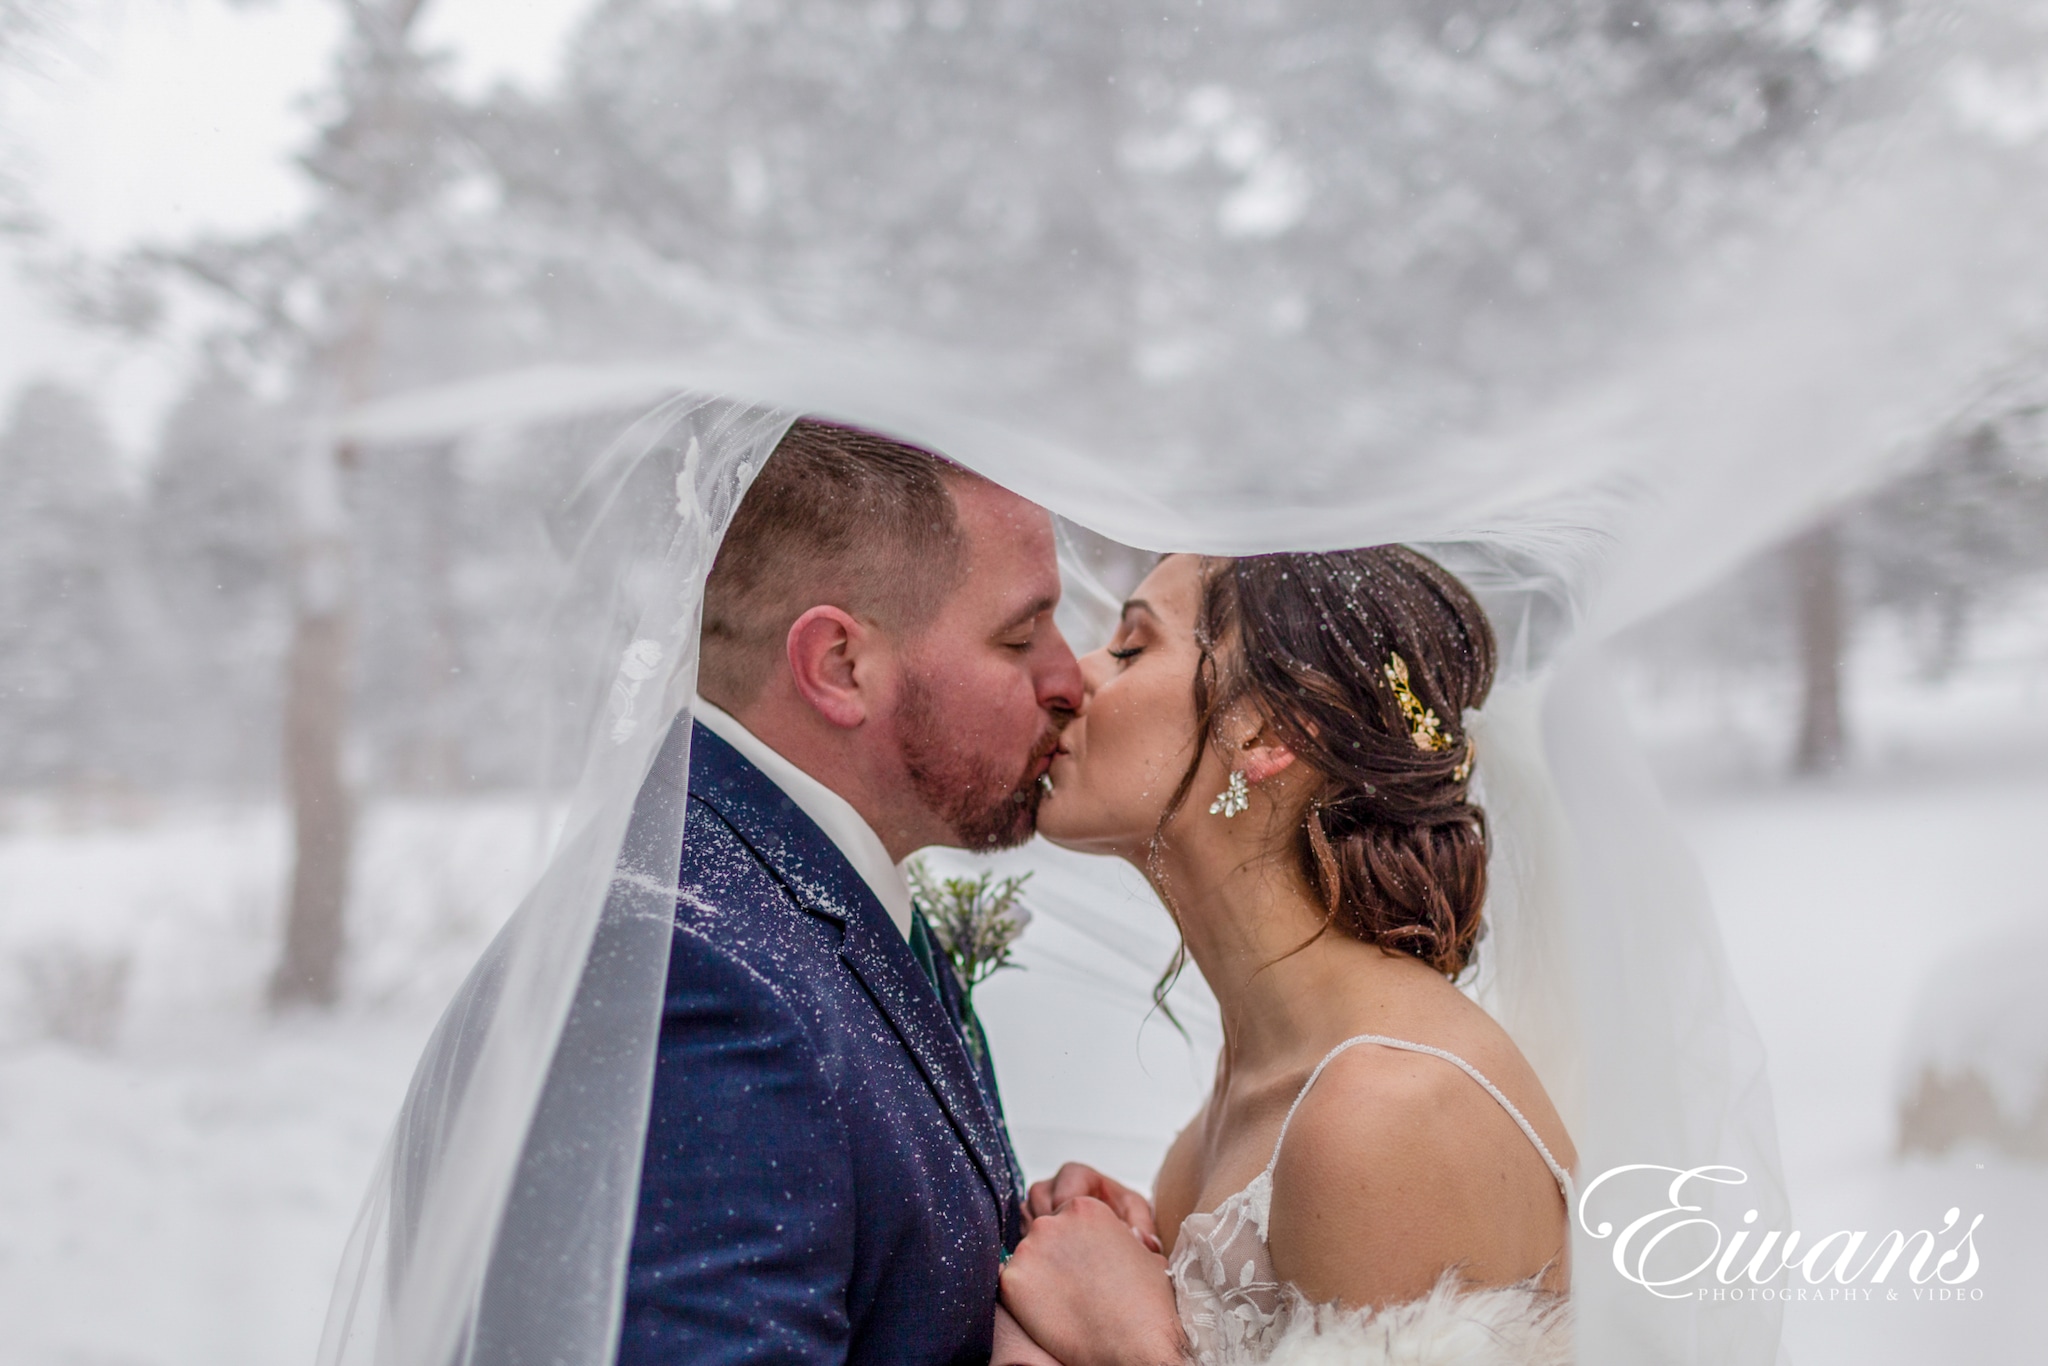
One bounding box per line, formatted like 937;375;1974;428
1255;1276;1571;1366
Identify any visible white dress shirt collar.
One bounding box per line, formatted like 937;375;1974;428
691;696;916;942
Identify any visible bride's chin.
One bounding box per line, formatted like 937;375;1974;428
1034;793;1127;854
1032;787;1094;849
1035;815;1141;863
1033;798;1082;848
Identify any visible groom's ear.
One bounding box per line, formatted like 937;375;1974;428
786;605;871;730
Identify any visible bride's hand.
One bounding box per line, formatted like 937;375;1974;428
1002;1195;1187;1366
991;1304;1064;1366
1024;1162;1162;1252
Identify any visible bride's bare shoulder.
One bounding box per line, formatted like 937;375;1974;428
1264;1012;1574;1310
1151;1107;1208;1244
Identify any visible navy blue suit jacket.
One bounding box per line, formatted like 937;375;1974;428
619;722;1025;1366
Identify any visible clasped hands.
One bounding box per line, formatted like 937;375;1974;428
995;1163;1189;1366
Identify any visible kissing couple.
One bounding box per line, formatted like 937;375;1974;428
619;419;1577;1366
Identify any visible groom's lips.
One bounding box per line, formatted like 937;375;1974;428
1020;736;1065;798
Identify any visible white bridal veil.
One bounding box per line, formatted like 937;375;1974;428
318;5;2048;1365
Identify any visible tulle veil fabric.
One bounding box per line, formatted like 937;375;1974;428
315;7;2048;1362
317;385;1794;1366
316;397;797;1366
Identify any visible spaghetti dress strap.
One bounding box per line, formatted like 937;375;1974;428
1167;1034;1576;1361
1264;1034;1576;1208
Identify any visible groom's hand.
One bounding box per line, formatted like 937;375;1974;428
1024;1163;1161;1253
1002;1196;1188;1366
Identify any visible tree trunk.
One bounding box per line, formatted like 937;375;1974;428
262;0;438;1007
271;578;355;1006
270;434;358;1008
419;439;462;791
1791;520;1848;775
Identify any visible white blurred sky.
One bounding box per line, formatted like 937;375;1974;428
0;0;596;461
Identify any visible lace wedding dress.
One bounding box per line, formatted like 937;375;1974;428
1169;1036;1575;1366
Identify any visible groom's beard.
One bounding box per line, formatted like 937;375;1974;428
899;673;1063;851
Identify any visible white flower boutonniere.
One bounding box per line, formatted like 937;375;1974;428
906;859;1033;1012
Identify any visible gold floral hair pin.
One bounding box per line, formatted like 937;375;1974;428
1386;653;1477;783
1384;652;1452;754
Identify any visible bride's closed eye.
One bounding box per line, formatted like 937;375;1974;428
1107;645;1143;661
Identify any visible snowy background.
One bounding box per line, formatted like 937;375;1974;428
5;622;2045;1365
5;3;2048;1365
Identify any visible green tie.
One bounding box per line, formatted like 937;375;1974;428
912;909;996;1070
907;910;944;998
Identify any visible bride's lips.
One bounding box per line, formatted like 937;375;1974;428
1031;728;1070;780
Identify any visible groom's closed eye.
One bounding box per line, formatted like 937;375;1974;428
995;597;1059;650
1000;619;1046;651
999;596;1056;629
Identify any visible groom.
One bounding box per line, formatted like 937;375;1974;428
618;419;1083;1365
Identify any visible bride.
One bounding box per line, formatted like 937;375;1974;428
998;548;1576;1366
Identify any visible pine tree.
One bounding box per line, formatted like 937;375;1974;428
1851;409;2048;677
491;0;1881;470
152;0;472;1007
0;382;134;784
140;367;291;789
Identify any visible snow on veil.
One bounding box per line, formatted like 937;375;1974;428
318;9;2048;1366
316;397;795;1366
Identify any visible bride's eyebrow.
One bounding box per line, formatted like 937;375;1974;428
1119;599;1156;625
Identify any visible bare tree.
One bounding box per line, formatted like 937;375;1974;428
1793;383;2048;776
68;0;1901;995
264;0;448;1007
1851;408;2048;677
1790;521;1849;775
1619;377;2048;779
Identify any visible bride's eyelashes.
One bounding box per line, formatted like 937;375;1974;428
1107;646;1143;662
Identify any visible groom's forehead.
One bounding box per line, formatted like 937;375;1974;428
950;478;1054;559
943;480;1061;614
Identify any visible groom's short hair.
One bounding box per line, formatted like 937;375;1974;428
700;418;973;707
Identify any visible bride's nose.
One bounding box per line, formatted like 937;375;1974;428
1077;648;1115;700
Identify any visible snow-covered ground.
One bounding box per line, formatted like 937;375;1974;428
1673;774;2048;1364
3;647;2044;1364
0;799;552;1366
1626;611;2048;1365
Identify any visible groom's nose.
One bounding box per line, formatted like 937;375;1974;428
1035;621;1085;722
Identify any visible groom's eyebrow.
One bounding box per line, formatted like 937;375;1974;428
997;595;1058;633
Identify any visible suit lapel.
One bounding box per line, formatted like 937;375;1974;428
686;722;1022;1244
925;924;1027;1218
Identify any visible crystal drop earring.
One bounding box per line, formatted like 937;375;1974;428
1208;769;1250;818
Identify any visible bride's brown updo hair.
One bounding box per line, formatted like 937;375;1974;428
1166;546;1496;978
